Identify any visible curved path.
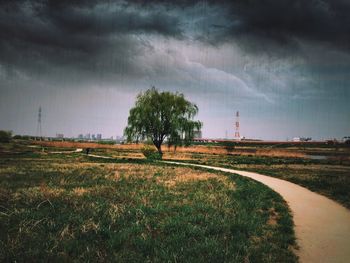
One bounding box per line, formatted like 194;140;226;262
164;161;350;263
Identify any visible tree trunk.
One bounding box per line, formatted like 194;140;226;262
157;144;162;155
155;142;163;156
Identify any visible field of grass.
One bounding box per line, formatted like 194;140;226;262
165;147;350;209
9;139;350;208
0;142;297;262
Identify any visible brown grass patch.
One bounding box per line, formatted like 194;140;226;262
32;141;307;158
113;163;159;181
39;183;65;199
81;219;100;233
267;207;279;226
110;164;236;190
156;167;236;190
72;187;90;196
159;170;220;188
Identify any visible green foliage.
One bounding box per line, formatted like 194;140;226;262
0;130;12;143
141;145;162;160
124;87;202;153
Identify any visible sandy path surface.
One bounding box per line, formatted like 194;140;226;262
164;161;350;263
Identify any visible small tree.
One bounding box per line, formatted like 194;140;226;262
124;87;202;157
0;130;12;143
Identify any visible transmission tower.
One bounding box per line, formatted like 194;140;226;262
36;106;42;140
234;111;240;140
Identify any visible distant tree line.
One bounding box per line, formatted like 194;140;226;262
0;130;12;143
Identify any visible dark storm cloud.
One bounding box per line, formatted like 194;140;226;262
131;0;350;53
224;0;350;53
0;0;182;81
2;0;350;81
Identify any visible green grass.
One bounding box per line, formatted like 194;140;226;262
169;153;350;209
0;147;297;262
248;166;350;209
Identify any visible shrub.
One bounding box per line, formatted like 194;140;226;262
0;130;12;143
141;145;162;160
97;140;115;145
224;143;235;153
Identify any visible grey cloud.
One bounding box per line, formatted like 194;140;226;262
2;0;350;83
1;0;349;100
131;0;350;54
221;0;350;55
0;0;182;82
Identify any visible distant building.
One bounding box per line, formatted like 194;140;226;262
78;134;84;139
96;134;102;140
293;137;300;142
56;133;64;139
85;133;91;140
91;134;96;140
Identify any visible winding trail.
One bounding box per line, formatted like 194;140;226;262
164;161;350;263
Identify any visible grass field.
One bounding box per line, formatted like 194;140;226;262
0;142;297;262
164;145;350;209
10;139;350;208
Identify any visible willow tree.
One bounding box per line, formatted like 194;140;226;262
124;87;202;156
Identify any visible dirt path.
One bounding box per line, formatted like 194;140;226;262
49;148;83;154
86;153;114;159
164;161;350;263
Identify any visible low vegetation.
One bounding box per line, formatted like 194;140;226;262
0;142;297;262
141;145;162;161
8;139;350;208
0;130;12;143
165;146;350;209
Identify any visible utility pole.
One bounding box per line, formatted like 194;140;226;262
36;106;42;140
234;111;240;140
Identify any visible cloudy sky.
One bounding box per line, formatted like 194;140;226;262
1;0;349;140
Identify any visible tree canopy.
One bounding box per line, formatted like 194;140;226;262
124;88;202;155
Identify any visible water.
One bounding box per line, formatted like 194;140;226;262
306;155;328;160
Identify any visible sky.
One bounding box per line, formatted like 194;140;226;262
0;0;349;140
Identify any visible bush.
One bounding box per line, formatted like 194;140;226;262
224;143;235;153
141;145;162;160
0;130;12;143
97;140;115;145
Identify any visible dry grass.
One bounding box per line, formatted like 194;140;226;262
72;187;90;196
0;146;297;262
155;167;236;190
113;163;158;181
267;208;279;226
34;141;309;158
110;163;235;189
